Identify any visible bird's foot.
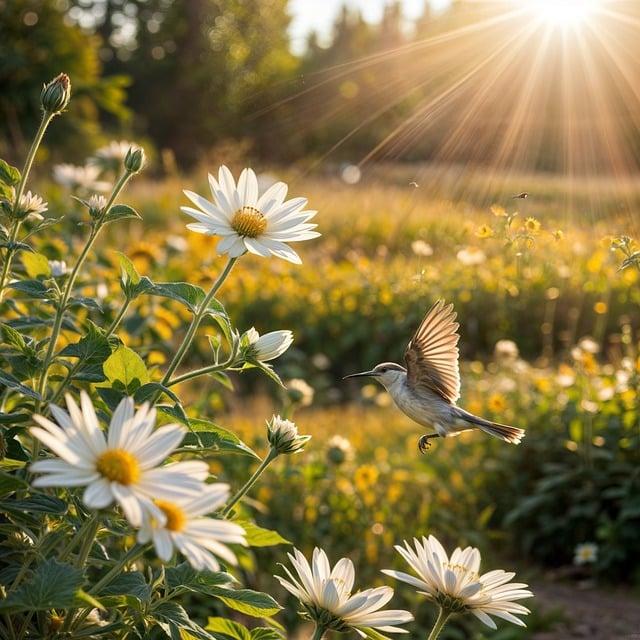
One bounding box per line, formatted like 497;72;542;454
418;434;439;454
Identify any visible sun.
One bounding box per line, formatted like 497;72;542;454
523;0;602;28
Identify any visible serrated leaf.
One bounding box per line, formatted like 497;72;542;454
104;204;142;223
165;563;235;594
59;321;112;382
152;601;217;640
0;323;27;351
149;282;207;313
8;279;54;300
182;419;260;459
0;159;21;186
22;252;50;278
205;618;251;640
103;345;149;393
0;559;83;613
97;571;150;602
209;587;281;618
235;521;290;548
0;369;41;399
134;382;180;404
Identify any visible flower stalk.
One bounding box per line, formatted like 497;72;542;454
221;448;278;517
0;111;54;302
311;624;327;640
159;256;237;389
427;608;451;640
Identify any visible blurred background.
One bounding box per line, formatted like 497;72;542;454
2;1;640;638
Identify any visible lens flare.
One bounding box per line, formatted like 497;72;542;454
523;0;602;28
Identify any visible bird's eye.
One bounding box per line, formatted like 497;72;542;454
380;368;387;373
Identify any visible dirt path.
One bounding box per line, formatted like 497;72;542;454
532;580;640;639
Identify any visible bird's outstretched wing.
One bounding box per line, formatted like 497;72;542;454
404;300;461;403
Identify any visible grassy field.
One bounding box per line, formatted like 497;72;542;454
34;164;640;637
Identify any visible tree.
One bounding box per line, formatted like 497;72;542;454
0;0;130;161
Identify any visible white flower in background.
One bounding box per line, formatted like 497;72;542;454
578;337;600;354
267;415;310;455
411;240;434;257
53;164;110;192
48;260;69;277
244;327;293;362
181;165;319;264
276;547;413;636
90;140;135;172
138;483;247;571
574;543;598;566
286;378;314;406
327;435;354;465
456;246;486;266
30;393;208;527
16;190;48;220
383;536;533;630
494;339;519;362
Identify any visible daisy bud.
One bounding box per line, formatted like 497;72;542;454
243;328;293;362
41;73;71;115
124;146;146;174
266;415;310;455
88;194;107;219
14;191;48;221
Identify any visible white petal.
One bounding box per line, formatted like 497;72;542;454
108;396;134;449
111;483;143;527
83;479;114;508
152;528;175;561
218;166;240;210
257;181;288;214
134;424;185;468
237;168;258;207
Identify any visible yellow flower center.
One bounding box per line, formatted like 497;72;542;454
155;500;187;532
231;206;267;238
96;449;140;485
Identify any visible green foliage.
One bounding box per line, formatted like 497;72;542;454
0;0;129;160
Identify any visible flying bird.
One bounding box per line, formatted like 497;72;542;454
344;300;525;452
512;192;529;199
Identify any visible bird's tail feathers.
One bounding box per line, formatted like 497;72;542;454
457;409;525;444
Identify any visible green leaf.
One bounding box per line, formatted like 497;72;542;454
0;159;21;186
208;587;282;618
246;361;285;388
0;470;28;496
59;321;112;382
165;563;235;594
97;571;150;603
69;296;103;312
182;419;260;459
8;279;54;300
355;627;394;640
0;369;41;399
103;345;149;393
250;630;284;640
0;323;27;351
1;493;67;515
235;521;290;548
0;412;30;424
104;204;142;223
0;559;84;613
134;382;180;404
149;282;207;313
21;251;50;278
118;252;141;285
205;618;251;640
208;371;234;391
152;601;217;640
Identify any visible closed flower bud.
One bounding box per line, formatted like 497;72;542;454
124;146;146;173
266;415;310;455
243;328;293;362
41;73;71;114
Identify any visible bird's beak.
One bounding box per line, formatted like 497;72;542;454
343;370;377;379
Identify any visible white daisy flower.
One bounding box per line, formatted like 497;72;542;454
276;547;413;637
574;542;598;565
90;140;135;172
16;190;48;220
244;328;293;362
266;415;310;455
30;392;208;527
383;536;533;630
138;483;247;571
48;260;69;277
181;165;320;264
53;164;110;192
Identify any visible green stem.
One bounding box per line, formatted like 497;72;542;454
74;512;100;567
88;543;147;595
105;297;132;337
34;170;133;416
0;112;53;302
221;448;278;518
167;362;229;387
160;256;237;390
311;623;327;640
427;608;451;640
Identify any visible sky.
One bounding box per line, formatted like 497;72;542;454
288;0;450;53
